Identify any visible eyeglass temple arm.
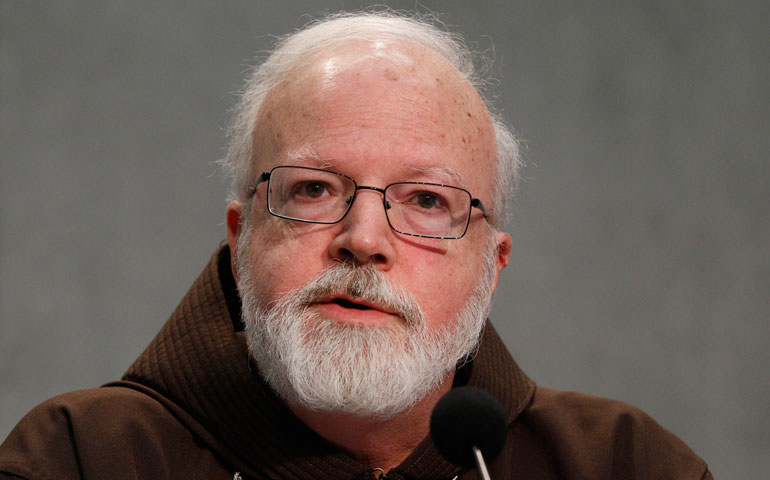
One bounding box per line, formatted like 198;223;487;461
471;198;488;218
247;172;272;198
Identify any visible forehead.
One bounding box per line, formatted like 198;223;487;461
253;39;496;193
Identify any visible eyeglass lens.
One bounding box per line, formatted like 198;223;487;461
266;166;473;238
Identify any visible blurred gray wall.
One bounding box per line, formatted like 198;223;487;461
1;1;768;477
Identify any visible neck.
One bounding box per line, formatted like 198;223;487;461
288;372;454;472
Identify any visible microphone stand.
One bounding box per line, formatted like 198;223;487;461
472;446;491;480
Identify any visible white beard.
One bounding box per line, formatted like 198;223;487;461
236;223;498;418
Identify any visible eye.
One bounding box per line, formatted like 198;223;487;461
386;183;456;215
289;180;333;201
416;192;439;209
406;189;451;212
302;181;326;199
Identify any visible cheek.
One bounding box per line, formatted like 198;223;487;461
399;252;481;330
244;223;331;301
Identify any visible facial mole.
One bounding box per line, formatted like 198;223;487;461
266;111;273;119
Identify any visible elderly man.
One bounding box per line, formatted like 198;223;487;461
1;12;710;480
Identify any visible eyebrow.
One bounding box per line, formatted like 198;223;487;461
280;153;467;187
409;165;468;188
284;148;335;169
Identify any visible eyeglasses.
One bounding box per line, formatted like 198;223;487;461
247;165;488;239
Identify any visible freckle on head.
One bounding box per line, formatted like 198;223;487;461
384;68;399;82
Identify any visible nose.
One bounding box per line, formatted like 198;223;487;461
329;188;396;269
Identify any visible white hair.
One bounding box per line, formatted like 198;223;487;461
221;10;522;228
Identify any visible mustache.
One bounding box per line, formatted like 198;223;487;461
290;261;425;328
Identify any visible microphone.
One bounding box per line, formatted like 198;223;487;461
430;386;507;480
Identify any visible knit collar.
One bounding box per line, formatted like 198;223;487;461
122;246;535;479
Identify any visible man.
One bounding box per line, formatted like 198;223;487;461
0;12;711;480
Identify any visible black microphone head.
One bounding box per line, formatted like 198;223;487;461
430;386;508;468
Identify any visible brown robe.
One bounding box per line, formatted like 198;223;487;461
0;247;712;479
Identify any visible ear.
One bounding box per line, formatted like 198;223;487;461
226;200;244;285
491;231;512;291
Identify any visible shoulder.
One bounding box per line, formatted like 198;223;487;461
2;386;181;450
15;384;174;421
0;386;226;480
527;386;656;428
519;386;711;479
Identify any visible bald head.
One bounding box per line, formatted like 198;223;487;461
252;39;497;194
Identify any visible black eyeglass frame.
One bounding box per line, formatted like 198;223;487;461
246;165;488;239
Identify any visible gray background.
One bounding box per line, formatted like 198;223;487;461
1;1;768;478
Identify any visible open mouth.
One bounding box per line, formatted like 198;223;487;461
330;298;373;310
313;296;401;326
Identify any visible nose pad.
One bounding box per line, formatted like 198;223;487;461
329;189;396;268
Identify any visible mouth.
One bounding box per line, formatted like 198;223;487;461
317;294;386;311
329;298;374;310
312;295;399;325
